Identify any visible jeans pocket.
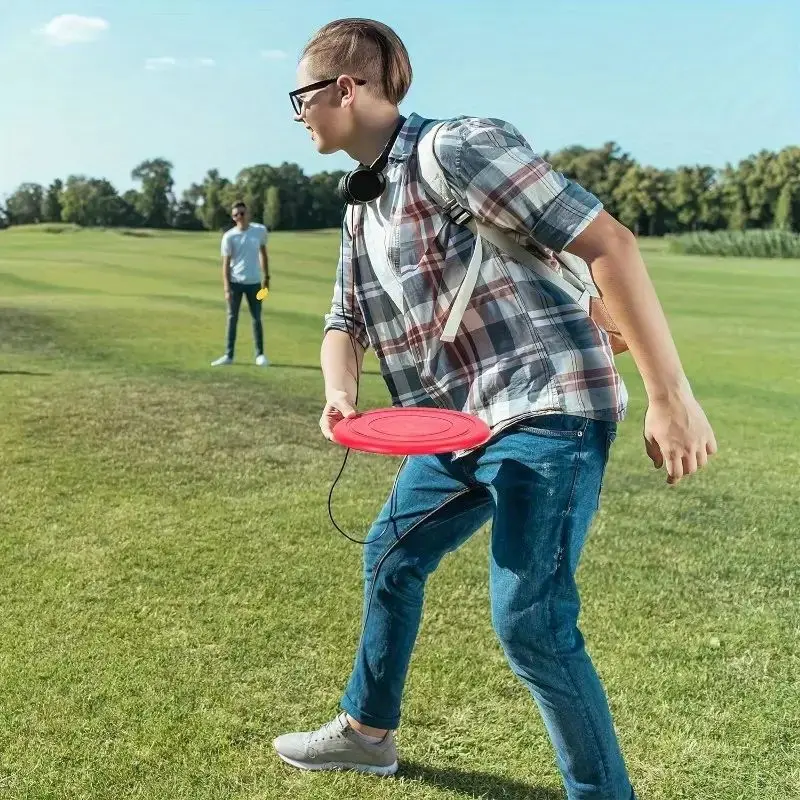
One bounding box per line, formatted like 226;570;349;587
513;413;590;440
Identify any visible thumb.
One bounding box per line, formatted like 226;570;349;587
335;398;357;419
645;435;664;469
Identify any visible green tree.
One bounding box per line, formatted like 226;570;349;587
41;179;64;223
271;163;311;229
264;186;281;229
738;151;777;228
670;166;718;232
131;158;174;228
700;182;727;231
180;182;205;227
220;182;241;215
234;165;278;223
774;184;795;231
719;164;749;230
768;147;800;232
545;141;634;220
119;190;145;227
6;183;45;225
61;176;125;227
172;200;205;230
201;170;230;231
307;171;346;228
612;165;649;235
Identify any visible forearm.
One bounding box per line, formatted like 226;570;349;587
259;250;269;283
564;213;715;482
585;229;690;402
321;329;364;402
222;257;232;290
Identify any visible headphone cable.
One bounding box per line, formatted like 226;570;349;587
326;203;403;546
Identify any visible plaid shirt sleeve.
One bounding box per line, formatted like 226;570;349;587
437;118;603;252
323;213;370;351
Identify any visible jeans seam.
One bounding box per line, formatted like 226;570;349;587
547;427;612;790
349;485;477;726
595;427;615;510
360;486;475;640
562;417;588;519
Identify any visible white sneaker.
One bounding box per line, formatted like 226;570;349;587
255;354;270;367
211;355;233;366
273;712;398;775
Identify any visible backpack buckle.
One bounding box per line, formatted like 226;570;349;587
443;199;472;226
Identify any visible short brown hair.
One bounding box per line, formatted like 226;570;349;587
301;19;412;105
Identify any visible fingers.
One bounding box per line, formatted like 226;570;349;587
668;441;714;485
666;453;684;485
645;436;664;469
697;429;717;470
645;405;718;485
319;407;340;441
319;401;358;443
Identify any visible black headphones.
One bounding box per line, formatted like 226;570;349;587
338;116;407;204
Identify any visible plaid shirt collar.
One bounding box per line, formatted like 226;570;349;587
386;112;430;165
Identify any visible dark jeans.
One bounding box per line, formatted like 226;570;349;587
225;282;263;358
341;414;634;800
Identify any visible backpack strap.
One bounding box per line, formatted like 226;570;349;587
416;122;472;225
416;121;598;343
417;123;486;342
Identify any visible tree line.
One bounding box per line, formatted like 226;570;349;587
2;143;798;235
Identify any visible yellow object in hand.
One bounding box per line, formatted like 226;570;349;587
257;287;269;300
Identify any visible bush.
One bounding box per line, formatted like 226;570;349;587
666;230;800;259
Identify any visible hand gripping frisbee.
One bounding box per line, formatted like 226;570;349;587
256;287;269;300
332;407;491;456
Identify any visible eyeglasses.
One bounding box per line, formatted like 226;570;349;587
232;210;246;218
289;77;366;116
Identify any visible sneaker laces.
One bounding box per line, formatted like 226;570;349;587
307;713;349;746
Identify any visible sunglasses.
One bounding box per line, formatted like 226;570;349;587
289;77;366;116
232;210;246;218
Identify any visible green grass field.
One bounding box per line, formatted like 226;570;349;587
1;226;798;800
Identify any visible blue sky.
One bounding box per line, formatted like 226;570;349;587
0;0;797;198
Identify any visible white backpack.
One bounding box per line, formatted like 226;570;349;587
416;121;626;353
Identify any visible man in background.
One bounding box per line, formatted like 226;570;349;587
211;201;270;366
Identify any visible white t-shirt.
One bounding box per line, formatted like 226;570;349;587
221;223;268;284
361;167;404;313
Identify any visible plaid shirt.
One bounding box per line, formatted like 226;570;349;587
325;112;628;455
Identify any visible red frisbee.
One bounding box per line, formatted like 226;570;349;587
332;407;491;456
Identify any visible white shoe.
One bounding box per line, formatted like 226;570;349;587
211;355;233;366
255;354;270;367
273;712;398;775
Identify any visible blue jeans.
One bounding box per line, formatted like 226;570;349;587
225;282;263;358
341;413;633;800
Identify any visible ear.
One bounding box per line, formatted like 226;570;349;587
336;75;359;109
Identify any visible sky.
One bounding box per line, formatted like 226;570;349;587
0;0;798;198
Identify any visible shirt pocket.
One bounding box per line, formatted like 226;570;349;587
387;204;451;280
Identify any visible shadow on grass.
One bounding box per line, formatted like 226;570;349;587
0;369;52;376
398;760;564;799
